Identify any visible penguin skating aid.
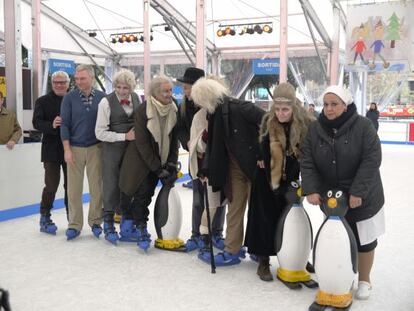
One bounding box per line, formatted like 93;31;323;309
153;180;186;252
309;189;358;310
275;181;318;289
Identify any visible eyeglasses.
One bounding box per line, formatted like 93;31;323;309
52;81;69;85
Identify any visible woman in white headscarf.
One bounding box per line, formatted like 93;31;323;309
301;85;385;301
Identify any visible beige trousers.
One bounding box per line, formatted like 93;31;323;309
224;157;251;254
67;144;103;231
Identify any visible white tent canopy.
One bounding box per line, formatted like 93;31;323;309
1;0;342;65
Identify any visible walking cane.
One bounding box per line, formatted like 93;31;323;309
203;182;216;274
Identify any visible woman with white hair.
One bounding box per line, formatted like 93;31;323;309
95;69;141;244
301;85;385;300
191;76;265;266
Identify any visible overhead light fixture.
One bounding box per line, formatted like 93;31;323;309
263;24;273;33
216;22;273;37
164;26;171;31
88;32;97;37
254;24;263;34
110;31;152;44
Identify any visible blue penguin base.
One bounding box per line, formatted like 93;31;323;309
308;301;353;311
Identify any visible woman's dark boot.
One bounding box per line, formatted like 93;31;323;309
257;256;273;281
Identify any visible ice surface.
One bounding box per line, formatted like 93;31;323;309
0;144;413;311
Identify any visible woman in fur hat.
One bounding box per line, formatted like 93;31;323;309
245;82;315;281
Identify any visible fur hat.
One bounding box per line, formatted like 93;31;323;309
322;85;354;105
273;82;296;104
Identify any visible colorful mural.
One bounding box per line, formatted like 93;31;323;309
346;2;413;72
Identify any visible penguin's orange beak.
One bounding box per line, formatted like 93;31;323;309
297;188;302;197
327;198;337;209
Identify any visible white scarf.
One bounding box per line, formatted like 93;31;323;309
188;108;222;208
146;96;177;165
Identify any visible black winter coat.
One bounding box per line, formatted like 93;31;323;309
176;97;199;151
365;110;379;131
202;97;265;190
245;134;300;256
301;112;384;223
32;91;65;163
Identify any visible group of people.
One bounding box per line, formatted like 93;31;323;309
25;64;384;303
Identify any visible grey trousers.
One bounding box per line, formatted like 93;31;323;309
192;178;226;237
102;141;129;221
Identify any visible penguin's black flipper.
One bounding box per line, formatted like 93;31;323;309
301;279;319;288
308;302;327;311
277;277;303;290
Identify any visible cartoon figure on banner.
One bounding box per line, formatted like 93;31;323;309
369;20;389;69
350;23;370;65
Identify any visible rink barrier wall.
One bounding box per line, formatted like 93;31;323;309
0;120;413;220
0;174;191;222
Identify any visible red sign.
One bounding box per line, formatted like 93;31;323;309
409;123;414;142
380;106;414;117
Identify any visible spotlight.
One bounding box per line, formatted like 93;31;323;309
150;35;154;41
230;28;236;36
254;24;263;34
111;37;117;44
263;24;273;33
139;35;144;42
133;35;139;42
239;26;247;35
217;29;224;37
88;32;97;37
224;27;232;35
118;35;126;43
164;26;171;31
247;27;254;34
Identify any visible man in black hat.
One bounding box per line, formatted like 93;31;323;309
176;68;226;252
176;67;205;151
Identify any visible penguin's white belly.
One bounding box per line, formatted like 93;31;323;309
277;206;312;270
315;219;355;294
160;187;182;239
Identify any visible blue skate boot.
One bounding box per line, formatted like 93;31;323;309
66;228;80;240
137;223;151;251
104;221;119;245
185;235;204;252
91;224;103;238
212;235;225;250
249;253;259;262
199;245;246;266
119;219;139;242
39;215;58;235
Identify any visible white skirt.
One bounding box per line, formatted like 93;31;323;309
356;207;385;245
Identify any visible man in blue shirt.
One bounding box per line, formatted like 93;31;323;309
60;64;105;240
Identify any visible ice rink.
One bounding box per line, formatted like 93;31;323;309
0;144;413;311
